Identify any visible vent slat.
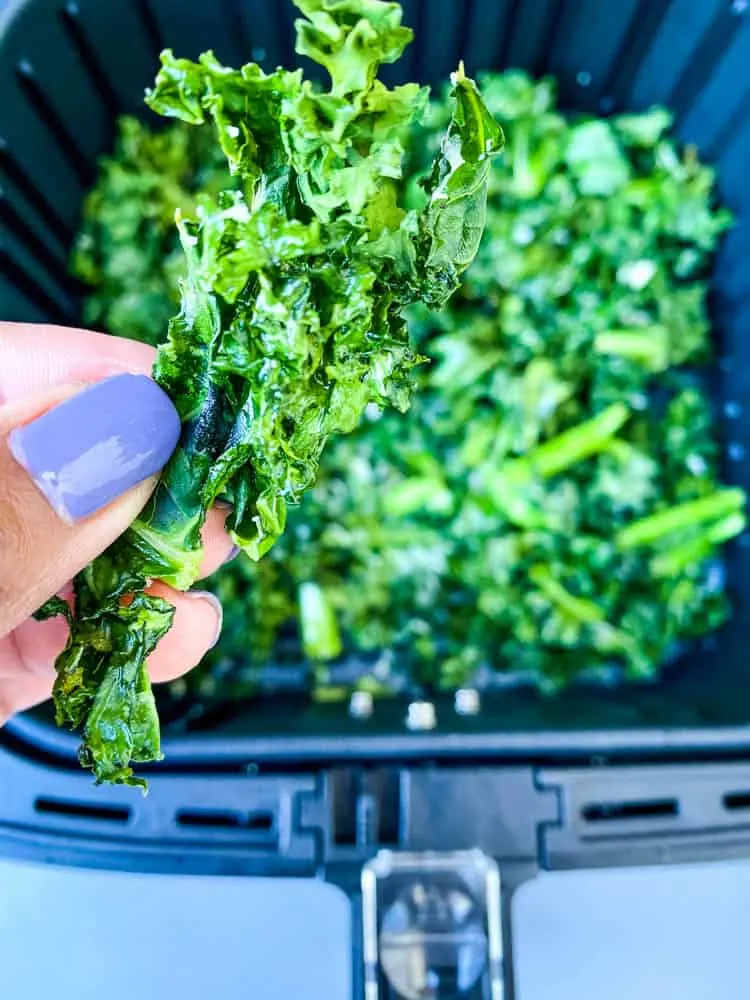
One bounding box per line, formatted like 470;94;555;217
0;246;75;324
0;190;74;293
34;796;131;823
581;798;679;823
668;4;745;118
60;3;120;117
599;0;673;108
16;60;92;186
134;0;166;60
176;808;275;833
0;138;72;247
723;792;750;811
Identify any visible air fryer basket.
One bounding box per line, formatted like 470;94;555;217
3;0;750;770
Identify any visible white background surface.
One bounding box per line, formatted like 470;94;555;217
3;855;750;998
513;859;750;1000
0;860;352;1000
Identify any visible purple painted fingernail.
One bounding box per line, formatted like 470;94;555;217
223;544;241;565
185;590;224;649
8;373;181;523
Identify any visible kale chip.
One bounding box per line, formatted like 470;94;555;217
72;67;745;762
45;0;502;785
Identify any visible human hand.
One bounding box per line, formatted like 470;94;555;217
0;322;233;723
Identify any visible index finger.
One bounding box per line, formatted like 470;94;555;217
0;321;235;578
0;322;156;403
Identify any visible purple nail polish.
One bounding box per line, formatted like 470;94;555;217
224;544;241;565
9;374;181;523
186;590;224;649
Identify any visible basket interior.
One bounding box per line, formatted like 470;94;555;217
3;0;750;759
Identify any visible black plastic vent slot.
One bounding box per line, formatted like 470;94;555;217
176;808;275;832
15;60;92;186
34;796;131;824
331;767;401;848
60;2;120;117
581;798;679;823
0;137;72;246
134;0;166;60
0;247;75;324
723;792;750;811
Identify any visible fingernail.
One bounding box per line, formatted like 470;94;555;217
186;590;223;649
8;374;181;523
223;544;241;565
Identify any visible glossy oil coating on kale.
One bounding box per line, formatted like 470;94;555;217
72;69;744;763
43;0;503;785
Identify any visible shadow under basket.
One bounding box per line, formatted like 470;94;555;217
4;0;750;780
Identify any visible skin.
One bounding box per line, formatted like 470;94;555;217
0;322;233;723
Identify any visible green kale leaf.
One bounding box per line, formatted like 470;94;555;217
72;66;744;739
46;0;502;785
72;117;232;346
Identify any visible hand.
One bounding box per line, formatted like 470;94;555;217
0;322;233;723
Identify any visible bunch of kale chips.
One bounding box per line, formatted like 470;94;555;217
46;0;503;785
72;68;744;753
72;118;232;347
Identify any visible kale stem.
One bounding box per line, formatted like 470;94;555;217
504;402;630;481
528;565;604;623
594;325;669;371
511;120;536;198
650;510;747;576
605;438;641;463
616;488;746;550
299;581;343;661
529;565;648;672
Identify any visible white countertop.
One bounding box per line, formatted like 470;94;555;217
3;854;750;999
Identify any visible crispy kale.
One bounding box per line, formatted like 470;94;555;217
210;72;741;695
73;70;744;739
72;118;232;346
44;0;502;785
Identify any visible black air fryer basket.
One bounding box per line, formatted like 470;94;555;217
4;3;750;993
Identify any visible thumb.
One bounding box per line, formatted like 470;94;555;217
0;374;180;635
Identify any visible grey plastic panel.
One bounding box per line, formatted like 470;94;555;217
0;858;352;1000
5;0;750;858
513;860;750;1000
